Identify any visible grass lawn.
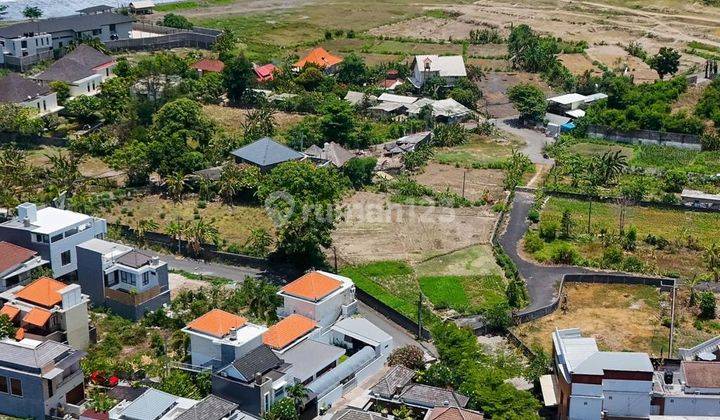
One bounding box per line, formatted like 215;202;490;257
534;197;720;278
419;274;506;314
434;134;525;169
203;105;304;136
25;145;116;178
415;245;500;277
105;194;275;248
570;142;634;159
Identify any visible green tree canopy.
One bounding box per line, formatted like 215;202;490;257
223;54;255;103
507;83;547;124
162;13;193;30
649;47;681;80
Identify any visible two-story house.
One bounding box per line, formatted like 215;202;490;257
0;12;133;71
409;55;466;88
76;238;170;321
35;45;116;98
182;309;267;369
0;203;107;279
0;73;63;116
0;241;48;292
0;276;90;350
0;338;86;419
212;344;293;416
277;271;357;328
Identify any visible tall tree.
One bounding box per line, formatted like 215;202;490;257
337;53;368;85
507;83;547;124
649;47;681;80
22;6;42;20
223;54;255;103
184;217;220;255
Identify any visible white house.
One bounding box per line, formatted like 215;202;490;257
0;203;107;279
550;328;654;420
0;73;63;116
182;309;267;369
409;55;466;88
276;271;357;328
34;45;116;98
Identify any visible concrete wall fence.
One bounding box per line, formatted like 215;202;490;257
105;22;221;52
588;125;701;150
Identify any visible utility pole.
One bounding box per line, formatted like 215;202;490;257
461;171;467;199
417;292;424;340
669;284;676;357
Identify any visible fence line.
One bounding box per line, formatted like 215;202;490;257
588;124;701;150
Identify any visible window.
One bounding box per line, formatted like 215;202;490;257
0;375;7;393
61;250;71;266
10;378;21;397
109;24;116;31
142;271;150;286
33;233;49;243
64;227;78;238
51;233;63;243
92;29;101;36
21;40;26;48
120;271;136;286
35;39;38;47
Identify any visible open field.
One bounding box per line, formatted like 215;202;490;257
513;283;668;354
536;197;720;279
433;134;524;169
105;194;275;248
367;16;480;42
333;191;497;265
412;163;506;203
559;53;600;75
415;244;499;277
478;72;555;118
585;45;657;82
25;146;119;179
203;105;304;135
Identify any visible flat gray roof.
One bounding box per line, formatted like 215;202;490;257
283;339;345;382
120;388;178;420
332;317;392;347
0;12;133;38
0;339;72;373
77;238;131;255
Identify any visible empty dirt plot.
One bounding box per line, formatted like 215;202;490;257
478;72;554;118
513;283;668;355
559;53;600;75
333;191;497;265
413;163;506;203
585;45;657;82
367;16;478;41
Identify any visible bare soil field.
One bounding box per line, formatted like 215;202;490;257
203;105;304;135
478;72;554;118
367;16;479;42
333;192;497;265
559;53;600;75
585;45;657;82
412;163;506;203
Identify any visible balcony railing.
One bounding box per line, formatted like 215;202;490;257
104;285;167;306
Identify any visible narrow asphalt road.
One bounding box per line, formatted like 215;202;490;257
493;117;555;165
498;191;596;315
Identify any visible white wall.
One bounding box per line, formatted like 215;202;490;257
69;75;103;98
569;395;603;420
282;288;354;328
189;334;220;367
46;218;106;278
663;395;720;416
20;92;60;116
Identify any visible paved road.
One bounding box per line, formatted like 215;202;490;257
493;117;556;165
498;191;595;315
140;250;263;282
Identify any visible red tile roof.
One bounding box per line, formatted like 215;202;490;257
682;361;720;388
428;407;484;420
281;271;342;302
254;63;277;82
191;59;225;73
15;277;66;308
186;309;247;338
263;314;317;350
14;327;25;341
294;47;343;69
23;307;52;327
0;241;37;274
0;304;20;321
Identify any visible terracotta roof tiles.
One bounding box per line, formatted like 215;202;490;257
294;47;343;69
23;307;52;327
14;277;67;308
0;304;20;321
281;271;342;301
263;314;317;350
186;309;247;338
191;59;225;73
0;241;37;274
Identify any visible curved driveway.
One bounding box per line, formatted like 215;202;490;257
498;191;596;315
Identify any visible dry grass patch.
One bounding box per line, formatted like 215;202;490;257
203;105;304;135
105;195;275;247
412;163;506;203
513;283;667;355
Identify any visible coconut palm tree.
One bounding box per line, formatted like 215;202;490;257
184;217;219;255
705;242;720;282
165;219;185;253
134;218;159;246
286;383;309;410
47;151;82;195
686;275;702;307
596;150;628;185
164;173;186;202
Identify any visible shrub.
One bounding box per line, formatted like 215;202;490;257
602;245;623;266
622;256;644;272
663;170;687;193
527;208;540;223
623;226;637;251
700;291;717;320
388;345;425;369
538;221;559;242
524;231;544;253
550;243;579;264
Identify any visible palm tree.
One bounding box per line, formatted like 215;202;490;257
22;6;42;21
597;150;628;185
134;218;159;245
165;219;185;253
286;383;309;410
686;275;702;307
47;151;82;195
705;242;720;282
184;217;219;255
241;106;276;142
164;173;186;202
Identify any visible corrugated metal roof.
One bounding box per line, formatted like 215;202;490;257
230;137;303;168
0;339;71;371
120;388;178;420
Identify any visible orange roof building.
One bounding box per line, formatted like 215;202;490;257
0;304;20;321
14;277;67;308
183;309;268;367
263;314;317;350
22;307;52;327
281;271;343;302
186;309;247;338
294;47;343;71
191;58;226;74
